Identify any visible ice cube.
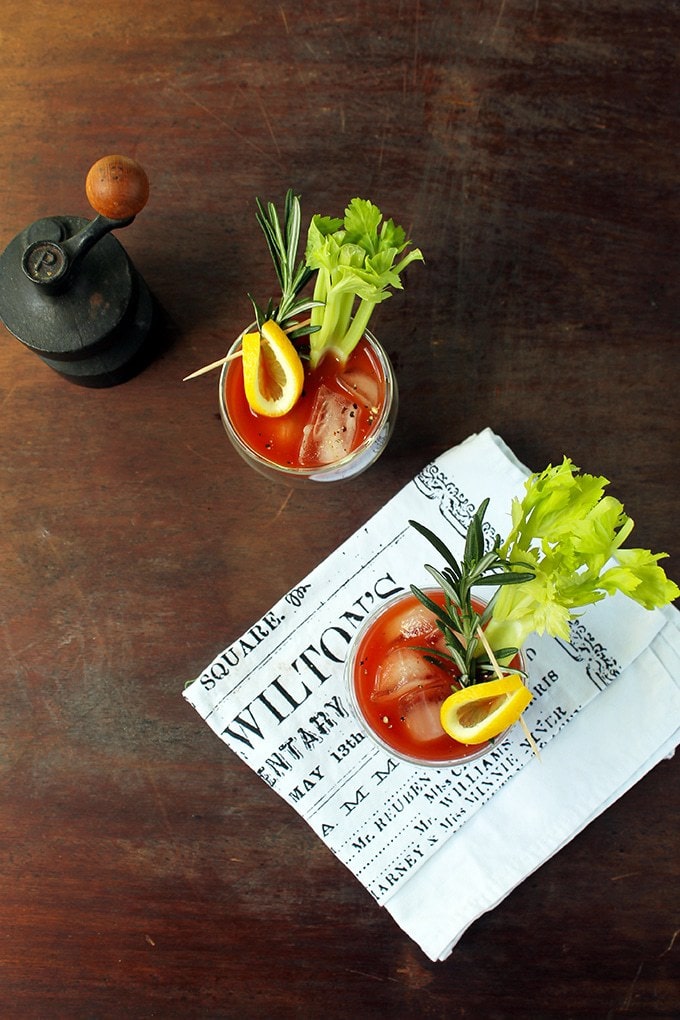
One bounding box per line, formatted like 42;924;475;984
338;369;380;410
383;603;441;645
299;385;358;466
399;683;450;744
371;647;439;701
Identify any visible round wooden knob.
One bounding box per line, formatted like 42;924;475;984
85;155;149;220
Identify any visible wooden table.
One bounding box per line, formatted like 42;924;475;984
1;2;678;1015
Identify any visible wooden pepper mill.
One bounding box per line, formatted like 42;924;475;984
0;155;154;386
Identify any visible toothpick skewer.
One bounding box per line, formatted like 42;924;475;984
182;350;242;381
182;317;313;382
476;625;541;761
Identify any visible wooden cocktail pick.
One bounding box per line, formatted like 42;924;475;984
183;350;241;381
476;624;541;761
182;317;312;381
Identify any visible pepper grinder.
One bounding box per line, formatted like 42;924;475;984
0;155;155;386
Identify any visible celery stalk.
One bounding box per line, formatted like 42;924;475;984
305;198;423;368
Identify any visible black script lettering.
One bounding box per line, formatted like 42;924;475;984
423;778;454;802
220;647;240;669
201;645;240;688
297;726;321;751
291;644;333;684
351;591;375;615
241;612;283;655
324;695;347;720
200;656;230;690
341;787;368;814
279;736;303;761
439;807;467;828
265;751;291;778
258;676;313;721
223;673;314;748
263;609;283;630
319;625;353;663
351;833;376;851
309;710;336;735
532;669;560;698
440;774;475;803
257;765;277;789
289;764;323;802
420;775;452;799
373;812;392;833
400;781;423;805
462;780;498;805
248;622;271;644
373;783;424;831
200;613;281;690
475;752;517;778
374;573;405;600
341;607;366;628
286;585;311;608
524;704;571;748
246;612;282;645
372;757;399;784
378;848;426;887
222;704;265;748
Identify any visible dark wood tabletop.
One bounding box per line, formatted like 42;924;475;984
1;2;678;1016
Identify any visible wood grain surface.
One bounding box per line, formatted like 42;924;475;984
0;1;678;1016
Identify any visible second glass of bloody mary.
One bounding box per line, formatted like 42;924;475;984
345;589;526;767
345;474;680;766
219;326;398;485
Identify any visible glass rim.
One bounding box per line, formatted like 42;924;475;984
218;325;396;480
344;588;525;768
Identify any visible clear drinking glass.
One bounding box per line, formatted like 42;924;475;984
344;589;526;768
218;327;398;485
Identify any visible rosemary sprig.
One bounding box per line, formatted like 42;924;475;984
248;189;322;340
409;500;535;686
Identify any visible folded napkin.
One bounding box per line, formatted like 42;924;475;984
184;429;680;961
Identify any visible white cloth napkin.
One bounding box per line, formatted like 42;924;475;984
184;429;680;961
386;611;680;958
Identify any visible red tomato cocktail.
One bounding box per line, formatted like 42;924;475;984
346;589;523;766
219;328;397;484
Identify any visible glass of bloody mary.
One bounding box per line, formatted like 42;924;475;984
219;326;397;484
345;589;526;767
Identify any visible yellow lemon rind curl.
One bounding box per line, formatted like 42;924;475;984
440;673;532;745
241;320;305;417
